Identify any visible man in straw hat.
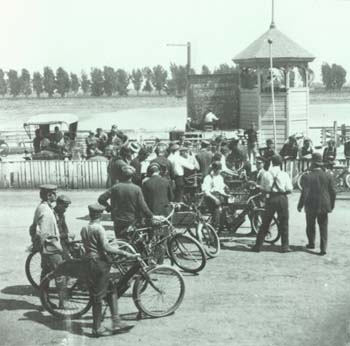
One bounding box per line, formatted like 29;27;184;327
297;153;336;255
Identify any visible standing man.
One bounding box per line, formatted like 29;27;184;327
98;165;154;239
260;139;276;171
196;140;213;177
251;155;293;253
297;153;336;255
81;203;137;337
108;146;132;186
130;147;149;187
54;194;74;260
150;143;174;182
142;163;174;216
30;185;62;278
244;123;258;163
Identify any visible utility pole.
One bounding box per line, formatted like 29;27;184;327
268;38;277;149
166;42;191;117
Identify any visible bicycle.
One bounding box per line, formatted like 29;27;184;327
0;139;9;157
176;195;220;258
25;239;135;290
39;255;185;320
124;204;207;274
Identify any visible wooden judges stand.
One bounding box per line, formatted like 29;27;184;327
233;20;315;149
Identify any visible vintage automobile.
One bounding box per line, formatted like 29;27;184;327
23;113;80;160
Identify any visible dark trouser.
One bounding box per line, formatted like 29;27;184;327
113;219;133;239
41;253;63;280
87;257;119;331
255;194;289;250
305;211;328;252
205;196;223;230
174;176;185;202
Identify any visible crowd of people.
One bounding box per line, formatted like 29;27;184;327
28;122;339;337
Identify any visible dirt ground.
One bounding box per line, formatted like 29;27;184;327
0;190;350;346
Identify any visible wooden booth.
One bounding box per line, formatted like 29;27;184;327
233;22;315;149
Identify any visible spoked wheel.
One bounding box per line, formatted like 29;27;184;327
167;233;206;274
0;142;9;157
186;222;220;258
344;173;350;189
133;265;185;318
251;209;280;244
25;251;42;290
40;272;92;319
296;171;308;191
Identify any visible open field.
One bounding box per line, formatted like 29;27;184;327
0;190;350;346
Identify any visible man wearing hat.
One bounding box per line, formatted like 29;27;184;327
297;153;336;255
323;139;337;169
107;146;132;187
143;163;174;216
54;195;74;260
150;143;174;181
30;185;63;278
252;155;293;253
98;165;154;238
244;123;258;163
130;147;149;187
95;128;108;152
196;140;213;177
81;203;138;337
108;124;128;146
86;131;101;157
259;139;276;171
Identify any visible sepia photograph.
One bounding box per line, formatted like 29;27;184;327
0;0;350;345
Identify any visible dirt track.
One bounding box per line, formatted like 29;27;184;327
0;190;350;346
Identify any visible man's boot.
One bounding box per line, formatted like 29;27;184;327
107;293;133;333
92;302;111;337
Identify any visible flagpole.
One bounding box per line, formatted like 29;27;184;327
268;38;277;149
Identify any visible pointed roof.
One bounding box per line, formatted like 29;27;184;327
233;26;315;67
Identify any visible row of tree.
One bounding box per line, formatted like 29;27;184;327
321;63;347;90
0;64;236;98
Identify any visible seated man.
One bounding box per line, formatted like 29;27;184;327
201;161;228;232
203;109;219;130
323;140;336;169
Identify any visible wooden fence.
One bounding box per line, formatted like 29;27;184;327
0;160;108;189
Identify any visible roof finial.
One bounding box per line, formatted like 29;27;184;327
270;0;276;29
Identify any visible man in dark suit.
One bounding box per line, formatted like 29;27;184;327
195;140;213;177
297;153;336;255
143;163;174;216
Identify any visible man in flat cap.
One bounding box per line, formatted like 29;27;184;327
130;147;149;187
99;165;155;238
54;194;74;260
81;203;138;337
30;185;63;278
107;146;132;187
150;142;174;182
143;163;174;216
252;155;293;253
196;140;213;177
297;153;336;255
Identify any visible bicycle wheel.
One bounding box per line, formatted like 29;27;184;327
251;209;280;244
25;251;42;290
0;142;9;157
187;222;220;258
297;171;308;191
344;173;350;189
167;233;206;273
133;265;185;318
40;272;92;319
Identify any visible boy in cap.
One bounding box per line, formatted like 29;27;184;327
54;195;74;260
30;185;63;277
297;153;336;255
81;203;139;337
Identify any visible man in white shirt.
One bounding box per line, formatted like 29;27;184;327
204;109;219;130
252;155;293;253
171;146;196;202
202;161;228;231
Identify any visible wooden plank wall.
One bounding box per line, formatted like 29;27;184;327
0;160;108;189
288;88;308;136
239;89;259;129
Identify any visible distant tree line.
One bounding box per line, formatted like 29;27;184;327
0;63;238;98
321;63;347;91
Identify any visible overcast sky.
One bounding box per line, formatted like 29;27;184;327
1;0;349;82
